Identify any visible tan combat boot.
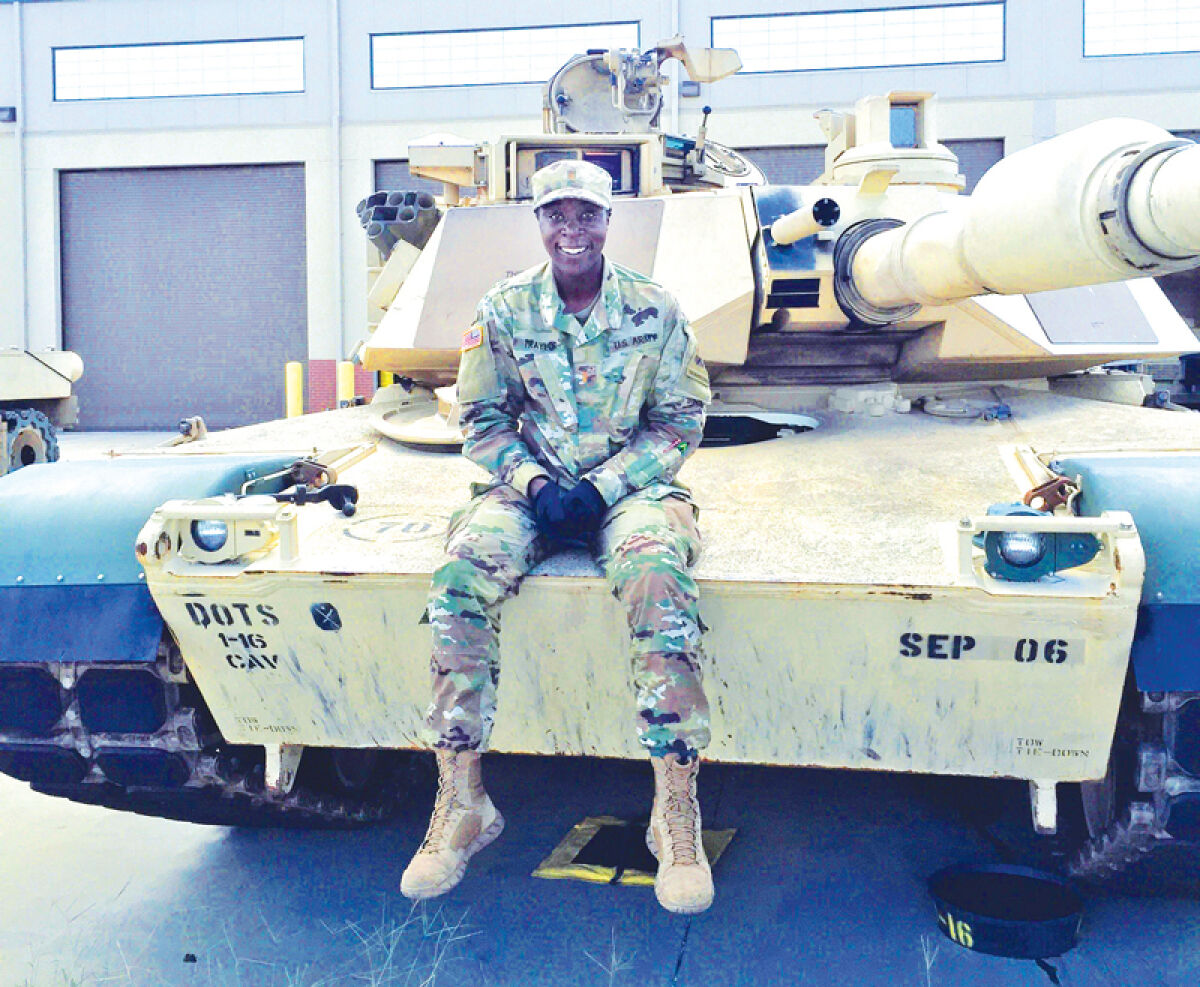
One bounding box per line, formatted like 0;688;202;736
646;753;714;914
401;750;504;900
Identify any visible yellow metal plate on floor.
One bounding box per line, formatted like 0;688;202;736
533;815;736;887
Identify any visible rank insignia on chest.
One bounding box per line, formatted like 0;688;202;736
461;325;484;352
577;365;597;386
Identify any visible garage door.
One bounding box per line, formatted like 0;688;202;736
61;164;307;430
943;138;1004;191
740;138;1003;192
738;145;826;186
374;160;445;195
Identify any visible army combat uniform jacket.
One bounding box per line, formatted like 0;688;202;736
456;259;711;505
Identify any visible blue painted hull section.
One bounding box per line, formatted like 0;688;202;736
1055;454;1200;690
1132;604;1200;692
0;453;298;666
0;584;162;664
0;456;297;586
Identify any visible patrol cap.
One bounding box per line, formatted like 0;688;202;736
530;159;613;211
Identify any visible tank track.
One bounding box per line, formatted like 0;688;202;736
1068;801;1161;879
32;747;411;829
0;637;424;828
1;407;59;472
1064;690;1199;882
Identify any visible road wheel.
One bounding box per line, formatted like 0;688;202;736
1056;673;1162;879
298;747;408;797
2;409;59;472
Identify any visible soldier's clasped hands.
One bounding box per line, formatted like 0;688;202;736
531;479;607;541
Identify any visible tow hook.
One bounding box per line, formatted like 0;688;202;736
287;458;337;487
1023;475;1079;512
274;483;359;517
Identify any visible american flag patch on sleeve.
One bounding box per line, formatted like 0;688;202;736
461;325;484;352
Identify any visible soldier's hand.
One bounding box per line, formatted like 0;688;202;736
562;479;608;534
532;481;572;539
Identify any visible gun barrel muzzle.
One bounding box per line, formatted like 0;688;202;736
843;122;1200;320
1125;142;1200;261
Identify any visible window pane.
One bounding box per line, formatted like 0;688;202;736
1085;0;1200;55
890;104;918;147
54;39;304;101
371;22;640;89
712;3;1005;72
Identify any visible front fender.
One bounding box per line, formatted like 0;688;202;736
1057;453;1200;691
0;455;297;663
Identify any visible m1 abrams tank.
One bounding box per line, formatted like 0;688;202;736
3;38;1200;879
0;348;82;474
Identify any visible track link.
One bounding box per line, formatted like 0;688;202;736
33;747;416;829
1;407;59;472
1068;801;1163;879
0;643;426;828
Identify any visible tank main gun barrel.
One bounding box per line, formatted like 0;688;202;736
840;121;1200;324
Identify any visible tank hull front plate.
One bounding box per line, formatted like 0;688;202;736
151;568;1134;783
133;384;1200;782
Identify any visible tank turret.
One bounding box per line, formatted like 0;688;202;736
360;62;1200;407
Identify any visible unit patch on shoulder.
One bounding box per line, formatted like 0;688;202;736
686;351;708;386
461;324;484;352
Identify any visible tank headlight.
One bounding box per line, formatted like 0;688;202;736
997;531;1048;568
975;503;1101;582
190;519;229;553
145;497;296;567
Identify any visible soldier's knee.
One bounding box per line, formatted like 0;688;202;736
430;555;509;609
606;538;690;599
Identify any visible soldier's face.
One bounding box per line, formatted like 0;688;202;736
536;198;609;283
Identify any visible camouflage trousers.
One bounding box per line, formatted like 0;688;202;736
424;483;709;757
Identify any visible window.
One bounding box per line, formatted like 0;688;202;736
53;38;304;101
371;22;640;89
890;103;920;147
711;3;1005;73
1084;0;1200;56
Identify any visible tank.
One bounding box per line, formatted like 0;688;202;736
0;348;82;474
2;37;1200;879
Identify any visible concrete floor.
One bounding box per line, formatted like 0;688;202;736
3;757;1200;987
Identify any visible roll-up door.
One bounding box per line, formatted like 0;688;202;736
374;160;447;195
942;138;1004;192
60;164;307;430
738;145;826;185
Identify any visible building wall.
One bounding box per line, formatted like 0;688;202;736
0;134;22;348
1;0;1198;422
0;3;24;350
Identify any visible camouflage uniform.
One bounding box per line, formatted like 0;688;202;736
425;258;712;757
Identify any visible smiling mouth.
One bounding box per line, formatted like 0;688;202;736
558;244;589;255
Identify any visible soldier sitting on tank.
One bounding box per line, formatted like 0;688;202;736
399;159;715;914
